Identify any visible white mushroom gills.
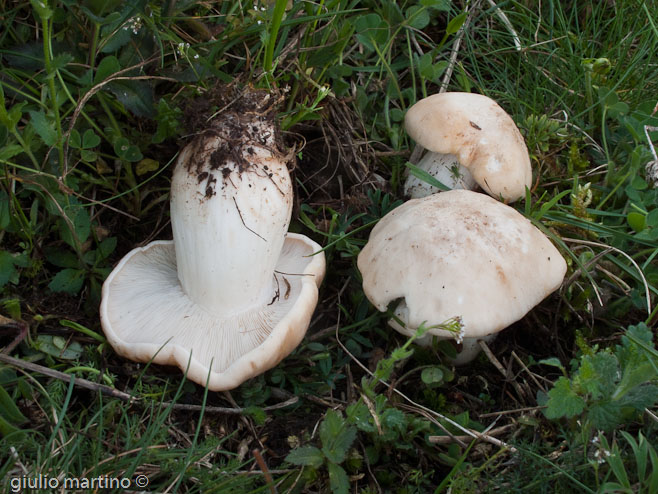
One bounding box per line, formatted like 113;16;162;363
170;117;292;317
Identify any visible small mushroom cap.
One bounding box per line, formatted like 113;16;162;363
404;92;532;202
357;190;566;339
100;234;325;391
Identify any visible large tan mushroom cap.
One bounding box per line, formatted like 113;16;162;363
100;234;325;391
404;92;532;202
357;190;566;340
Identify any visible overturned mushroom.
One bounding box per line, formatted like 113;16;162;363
357;190;566;364
404;92;532;201
100;89;325;391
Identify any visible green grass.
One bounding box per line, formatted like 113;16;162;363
1;0;657;492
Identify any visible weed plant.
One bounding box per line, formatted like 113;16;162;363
0;0;657;493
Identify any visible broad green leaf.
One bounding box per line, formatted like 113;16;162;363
421;0;450;10
82;129;101;148
0;251;28;288
48;268;85;294
45;248;80;268
0;191;10;229
29;110;58;147
627;212;646;232
69;129;82;148
285;446;324;468
446;12;467;35
646;209;658;227
94;55;121;85
136;158;159;176
405;6;430;29
538;357;566;372
100;26;132;53
0;385;27;425
114;137;143;162
0;414;21;437
32;334;84;359
0;144;22;161
421;366;444;385
107;80;155;118
328;462;349;494
544;376;585;419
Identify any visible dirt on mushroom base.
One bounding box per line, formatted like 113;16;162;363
180;84;292;200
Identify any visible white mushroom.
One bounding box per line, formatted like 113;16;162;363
357;190;566;364
404;92;532;201
100;92;326;390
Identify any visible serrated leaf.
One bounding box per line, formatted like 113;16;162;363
320;410;357;464
0;144;23;161
29;110;58;147
327;462;349;494
0;251;28;288
48;268;85;294
576;352;618;399
544;376;585;419
588;401;625;431
49;53;73;77
381;407;406;431
285;446;324;468
346;401;376;433
59;206;91;247
97;237;117;260
617;384;658;410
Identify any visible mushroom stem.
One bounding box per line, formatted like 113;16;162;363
405;151;476;198
170;115;292;317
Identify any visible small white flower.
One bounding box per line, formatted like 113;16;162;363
177;42;190;56
124;16;142;35
193;54;199;59
455;325;465;345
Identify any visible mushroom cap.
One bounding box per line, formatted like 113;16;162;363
404;92;532;202
357;190;566;339
100;234;325;391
